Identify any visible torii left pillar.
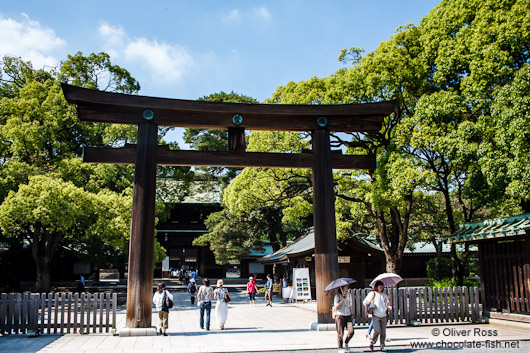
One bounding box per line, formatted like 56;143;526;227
126;121;158;328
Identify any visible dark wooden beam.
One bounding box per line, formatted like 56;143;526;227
62;84;394;132
228;127;246;152
82;146;377;170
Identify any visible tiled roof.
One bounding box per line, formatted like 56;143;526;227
260;230;315;262
244;244;274;258
260;228;457;263
448;213;530;243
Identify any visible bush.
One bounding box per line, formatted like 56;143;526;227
428;277;480;288
426;257;452;280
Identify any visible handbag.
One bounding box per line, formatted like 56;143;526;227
367;292;376;315
162;290;173;310
224;291;231;303
331;305;337;319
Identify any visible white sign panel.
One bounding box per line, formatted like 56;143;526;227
292;267;312;301
338;256;350;263
162;256;170;272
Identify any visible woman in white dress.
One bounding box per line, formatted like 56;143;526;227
214;279;229;329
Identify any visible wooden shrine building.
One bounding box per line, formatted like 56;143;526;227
61;83;395;326
449;213;530;316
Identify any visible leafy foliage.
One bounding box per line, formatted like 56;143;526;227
0;53;173;290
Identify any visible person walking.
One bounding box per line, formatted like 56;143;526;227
197;278;214;330
188;278;198;305
77;274;85;293
265;274;273;307
214;279;230;329
334;284;354;352
247;276;256;306
363;280;392;352
152;283;173;336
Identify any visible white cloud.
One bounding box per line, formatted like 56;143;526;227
0;13;65;69
252;6;271;20
221;9;241;23
99;21;126;48
221;7;271;24
124;38;196;83
98;22;196;84
98;21;127;59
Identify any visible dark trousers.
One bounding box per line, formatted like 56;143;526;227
199;301;211;329
191;296;195;305
335;315;354;348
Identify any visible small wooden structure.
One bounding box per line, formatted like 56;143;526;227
61;84;394;325
261;228;457;290
449;213;530;315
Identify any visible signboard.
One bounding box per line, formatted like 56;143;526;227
292;267;312;301
162;256;170;272
338;256;350;263
248;262;264;274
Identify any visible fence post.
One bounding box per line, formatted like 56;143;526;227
408;288;418;325
473;287;481;321
112;293;117;330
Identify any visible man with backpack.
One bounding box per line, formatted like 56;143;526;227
152;282;173;336
188;278;198;305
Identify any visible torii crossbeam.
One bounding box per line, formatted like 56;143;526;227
62;83;394;326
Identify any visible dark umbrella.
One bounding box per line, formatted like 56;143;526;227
324;277;358;292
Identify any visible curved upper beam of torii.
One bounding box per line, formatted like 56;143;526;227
61;83;396;328
62;83;394;132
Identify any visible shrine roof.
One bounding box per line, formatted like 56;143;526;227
448;213;530;243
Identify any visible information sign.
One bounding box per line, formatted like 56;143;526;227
292;267;312;300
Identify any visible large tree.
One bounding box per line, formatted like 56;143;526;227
0;53;180;290
0;176;132;292
246;0;530;281
194;130;313;263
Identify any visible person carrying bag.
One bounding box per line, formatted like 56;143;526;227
152;283;173;336
363;280;392;352
334;284;354;352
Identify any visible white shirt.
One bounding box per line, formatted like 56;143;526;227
152;290;174;311
334;291;352;316
363;291;389;318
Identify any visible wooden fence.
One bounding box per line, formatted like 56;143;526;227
349;286;481;325
0;292;117;335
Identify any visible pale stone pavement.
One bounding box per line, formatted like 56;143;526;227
1;290;529;352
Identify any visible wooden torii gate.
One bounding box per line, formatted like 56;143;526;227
61;83;394;326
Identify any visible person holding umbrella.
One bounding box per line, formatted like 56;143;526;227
325;278;356;353
334;284;354;352
363;280;392;352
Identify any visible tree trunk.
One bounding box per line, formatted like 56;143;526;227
377;210;403;274
433;240;443;280
439;179;469;284
31;224;62;293
385;253;399;274
35;259;51;292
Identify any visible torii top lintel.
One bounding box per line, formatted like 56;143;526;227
62;84;395;133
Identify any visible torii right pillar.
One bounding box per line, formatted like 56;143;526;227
312;128;340;323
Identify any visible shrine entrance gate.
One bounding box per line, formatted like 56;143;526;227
61;83;394;326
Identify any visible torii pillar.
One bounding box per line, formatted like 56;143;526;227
312;128;339;323
126;121;158;328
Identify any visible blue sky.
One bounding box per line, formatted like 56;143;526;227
1;0;440;145
1;0;441;102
